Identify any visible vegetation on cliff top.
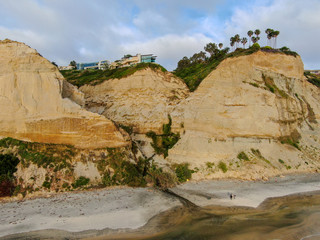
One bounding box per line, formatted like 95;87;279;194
61;62;167;87
173;28;298;91
304;71;320;88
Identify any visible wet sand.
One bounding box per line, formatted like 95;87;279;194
1;173;320;239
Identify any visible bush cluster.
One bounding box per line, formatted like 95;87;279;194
146;115;180;158
174;163;192;183
72;176;90;188
61;63;167;87
0;154;20;197
218;161;228;173
237;152;250;161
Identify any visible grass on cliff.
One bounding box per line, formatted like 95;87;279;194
61;63;167;87
173;44;299;92
146;115;180;158
0;137;78;196
304;71;320;88
97;147;177;189
0;137;75;169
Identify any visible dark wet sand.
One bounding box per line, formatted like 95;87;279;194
3;191;320;240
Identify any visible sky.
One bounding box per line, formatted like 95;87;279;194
0;0;319;70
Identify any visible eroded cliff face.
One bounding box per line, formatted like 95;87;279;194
167;51;320;180
80;68;189;134
0;39;128;148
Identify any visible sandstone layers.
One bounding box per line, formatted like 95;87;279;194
80;68;189;134
168;51;320;179
0;39;128;148
79;50;320;180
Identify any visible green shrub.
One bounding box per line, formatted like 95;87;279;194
218;161;228;173
278;159;285;164
0;154;20;177
280;137;300;150
206;162;214;169
42;181;51;189
72;176;90;188
279;46;298;57
237;152;249;161
249;82;259;88
175;163;192;183
261;46;273;50
0;154;20;197
119;124;133;135
266;84;275;93
146;115;180;158
148;164;176;190
251;149;262;157
102;173;112;187
251;43;260;50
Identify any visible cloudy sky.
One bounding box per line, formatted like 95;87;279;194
0;0;319;70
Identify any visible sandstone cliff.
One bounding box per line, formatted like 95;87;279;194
167;51;320;180
0;39;128;148
80;68;189;134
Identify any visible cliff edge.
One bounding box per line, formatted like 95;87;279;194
168;51;320;180
80;68;189;134
0;39;128;148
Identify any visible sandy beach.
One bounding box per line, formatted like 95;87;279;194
1;173;320;239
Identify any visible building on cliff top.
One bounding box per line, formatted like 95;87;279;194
76;60;111;70
110;53;157;69
73;53;156;70
306;69;320;75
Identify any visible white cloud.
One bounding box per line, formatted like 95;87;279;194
0;0;318;70
223;0;320;69
123;33;212;70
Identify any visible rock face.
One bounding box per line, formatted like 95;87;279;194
168;51;320;180
80;68;189;134
0;39;128;148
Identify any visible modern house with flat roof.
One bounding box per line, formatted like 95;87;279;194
74;54;156;70
76;60;110;70
110;54;157;69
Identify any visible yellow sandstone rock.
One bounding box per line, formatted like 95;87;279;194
80;68;189;134
0;39;128;148
168;51;320;179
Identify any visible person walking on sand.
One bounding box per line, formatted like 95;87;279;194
230;193;233;200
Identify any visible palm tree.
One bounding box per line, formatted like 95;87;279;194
265;28;273;46
273;30;280;48
234;34;240;48
254;29;261;38
247;30;253;47
230;37;235;51
241;37;248;48
267;34;272;47
251;37;258;44
218;43;223;49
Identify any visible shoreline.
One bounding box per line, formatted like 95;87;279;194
0;173;319;239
